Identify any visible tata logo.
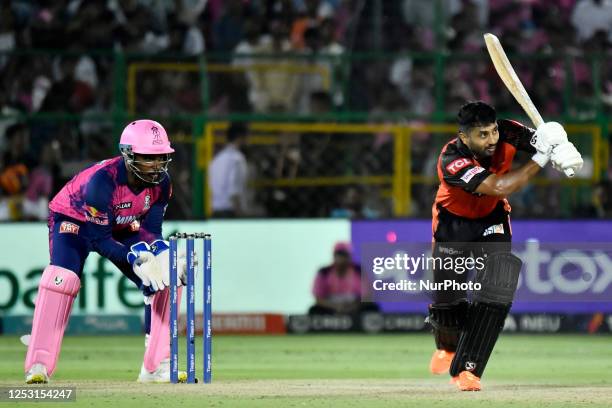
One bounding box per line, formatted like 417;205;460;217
114;202;132;210
151;126;163;145
446;158;472;175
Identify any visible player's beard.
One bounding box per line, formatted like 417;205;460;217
482;144;497;157
472;143;496;159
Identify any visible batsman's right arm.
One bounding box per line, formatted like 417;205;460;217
475;161;541;197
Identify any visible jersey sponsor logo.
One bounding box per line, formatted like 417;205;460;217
144;195;151;210
483;223;505;236
84;205;109;225
114;202;132;210
446;158;472;175
151;126;163;145
460;166;485;183
59;221;80;234
116;215;138;225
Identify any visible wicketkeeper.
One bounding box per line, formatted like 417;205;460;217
427;102;583;391
24;120;187;384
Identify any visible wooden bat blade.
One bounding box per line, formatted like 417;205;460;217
484;33;575;177
483;33;544;128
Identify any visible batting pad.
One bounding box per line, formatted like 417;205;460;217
449;302;509;377
473;252;522;304
144;287;182;372
427;300;468;351
25;265;81;376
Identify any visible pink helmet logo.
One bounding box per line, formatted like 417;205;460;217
151;126;163;145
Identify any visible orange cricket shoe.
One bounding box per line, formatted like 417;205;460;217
452;371;481;391
429;349;455;375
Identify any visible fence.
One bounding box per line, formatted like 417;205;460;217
0;49;609;218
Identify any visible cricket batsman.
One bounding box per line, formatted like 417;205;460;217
427;101;583;391
24;120;187;384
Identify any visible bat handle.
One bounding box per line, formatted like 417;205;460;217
564;168;575;178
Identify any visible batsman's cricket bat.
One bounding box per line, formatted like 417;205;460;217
483;33;574;177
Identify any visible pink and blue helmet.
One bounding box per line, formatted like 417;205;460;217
119;120;174;184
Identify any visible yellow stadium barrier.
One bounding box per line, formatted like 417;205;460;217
201;122;603;218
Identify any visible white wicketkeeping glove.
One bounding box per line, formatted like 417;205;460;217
131;250;168;292
150;239;195;287
530;121;568;167
551;141;583;175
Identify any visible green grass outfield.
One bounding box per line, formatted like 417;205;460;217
1;334;612;407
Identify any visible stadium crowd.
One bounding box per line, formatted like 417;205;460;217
0;0;610;220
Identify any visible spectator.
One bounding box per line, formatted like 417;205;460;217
114;0;169;53
0;85;20;151
28;1;69;49
291;0;335;50
330;186;379;219
262;0;296;28
177;0;209;26
0;123;31;221
250;19;300;112
208;122;249;217
318;18;345;105
576;181;612;218
22;140;60;221
571;0;612;43
233;19;264;110
309;242;379;315
2;122;33;168
167;17;205;55
66;0;116;50
212;0;248;52
0;2;17;70
295;25;338;112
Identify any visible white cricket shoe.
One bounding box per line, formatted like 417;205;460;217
137;359;187;383
25;363;49;384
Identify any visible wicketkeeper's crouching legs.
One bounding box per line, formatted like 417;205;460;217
25;265;81;383
449;252;522;379
140;287;182;374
